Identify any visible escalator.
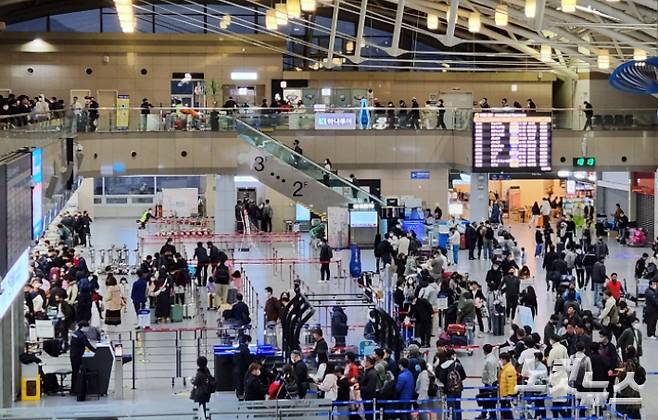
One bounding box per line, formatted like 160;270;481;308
234;119;383;213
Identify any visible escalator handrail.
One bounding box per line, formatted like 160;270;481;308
234;118;384;206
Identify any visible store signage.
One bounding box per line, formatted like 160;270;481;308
410;170;431;180
0;248;29;320
573;157;596;167
314;113;356;130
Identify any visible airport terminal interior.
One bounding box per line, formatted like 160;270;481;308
0;0;658;418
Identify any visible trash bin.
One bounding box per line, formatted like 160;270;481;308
20;363;40;401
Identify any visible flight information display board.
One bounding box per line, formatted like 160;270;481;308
472;112;552;172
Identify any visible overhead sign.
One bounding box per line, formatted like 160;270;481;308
410;170;431;180
489;174;512;180
573;156;596;167
314;113;356;130
0;248;29;320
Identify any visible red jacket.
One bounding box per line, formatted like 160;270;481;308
607;279;622;301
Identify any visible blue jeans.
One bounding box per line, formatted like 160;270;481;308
483;240;493;259
447;394;462;420
593;282;603;307
453;244;460;264
535;243;543;257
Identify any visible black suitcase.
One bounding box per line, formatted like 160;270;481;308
491;312;505;336
443;304;458;328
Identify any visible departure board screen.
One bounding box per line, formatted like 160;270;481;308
472;112;552;172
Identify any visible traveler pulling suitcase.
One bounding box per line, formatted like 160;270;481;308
170;304;184;322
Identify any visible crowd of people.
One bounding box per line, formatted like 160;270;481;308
0;93;99;131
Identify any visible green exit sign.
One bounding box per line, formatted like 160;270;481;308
573;157;596;167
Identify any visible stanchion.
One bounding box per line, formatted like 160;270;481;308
131;338;136;390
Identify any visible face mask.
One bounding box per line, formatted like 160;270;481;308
415;364;421;372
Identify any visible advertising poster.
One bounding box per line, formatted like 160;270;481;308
116;94;130;129
327;206;349;249
31;148;43;240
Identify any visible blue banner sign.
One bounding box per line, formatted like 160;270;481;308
411;170;431;180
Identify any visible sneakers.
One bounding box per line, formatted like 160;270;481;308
648;336;657;340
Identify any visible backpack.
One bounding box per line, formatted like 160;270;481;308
377;372;397;399
427;372;439;397
445;363;463;394
214;265;230;284
574;356;589;388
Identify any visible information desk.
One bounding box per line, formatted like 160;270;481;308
213;344;278;392
81;343;114;396
472;112;552;172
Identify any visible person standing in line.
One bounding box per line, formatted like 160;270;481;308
437;98;447;129
583;101;593;131
319;238;333;282
262;199;273;232
213;261;230;308
193;242;209;287
131;273;148;321
70;321;96;395
498;352;517;419
449;228;461;265
645;279;658;339
243;362;267;401
291;350;310;399
140;98;153;131
477;344;499;420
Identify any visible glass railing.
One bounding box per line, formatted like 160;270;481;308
235;119;383;206
2;106;657;134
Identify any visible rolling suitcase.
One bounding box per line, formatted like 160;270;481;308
226;287;238;305
137;309;151;328
264;325;278;347
184;303;196;319
170;304;184;322
491;311;505;336
447;324;466;335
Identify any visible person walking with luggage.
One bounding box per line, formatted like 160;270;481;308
319;238;333;282
70;321;96;396
193;242;210;287
191;356;215;419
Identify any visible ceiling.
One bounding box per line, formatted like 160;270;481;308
0;0;656;78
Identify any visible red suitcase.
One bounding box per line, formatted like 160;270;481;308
447;324;466;335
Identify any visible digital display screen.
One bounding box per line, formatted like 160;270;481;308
0;248;29;320
350;211;378;228
32;148;43;240
472;112;552;172
295;204;311;221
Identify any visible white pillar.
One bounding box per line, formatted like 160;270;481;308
470;173;489;223
214;175;236;234
76;177;95;217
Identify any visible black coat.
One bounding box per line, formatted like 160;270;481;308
331;307;348;337
359;367;379;400
293;360;310;398
243;373;267;400
411;298;433;324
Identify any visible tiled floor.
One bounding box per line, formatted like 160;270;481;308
14;218;657;418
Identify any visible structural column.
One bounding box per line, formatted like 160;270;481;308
214;175;236;234
469;173;490;223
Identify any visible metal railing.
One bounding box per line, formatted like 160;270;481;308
2;106;657;135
